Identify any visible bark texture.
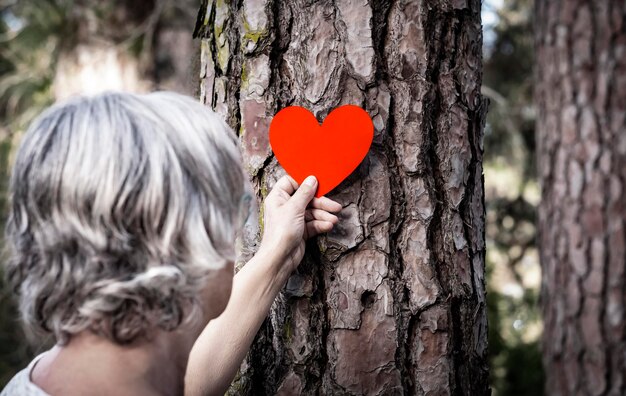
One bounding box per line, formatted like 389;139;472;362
196;0;488;394
536;1;626;395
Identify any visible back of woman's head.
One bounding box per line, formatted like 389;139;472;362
4;91;250;344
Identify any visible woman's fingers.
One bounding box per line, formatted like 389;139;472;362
305;220;335;239
270;175;299;198
289;176;318;212
268;177;342;217
309;196;342;213
305;208;339;223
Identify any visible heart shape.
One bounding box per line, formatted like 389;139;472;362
269;105;374;197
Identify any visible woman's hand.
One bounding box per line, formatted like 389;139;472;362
186;175;341;396
258;175;342;277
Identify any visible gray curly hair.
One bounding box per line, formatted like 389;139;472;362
4;91;250;344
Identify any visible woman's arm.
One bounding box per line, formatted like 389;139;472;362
184;175;341;396
184;249;289;395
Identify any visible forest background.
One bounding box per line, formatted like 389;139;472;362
0;0;540;395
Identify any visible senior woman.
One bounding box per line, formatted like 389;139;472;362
1;92;341;395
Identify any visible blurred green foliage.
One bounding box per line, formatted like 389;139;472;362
0;4;39;388
482;0;544;395
483;0;535;178
0;0;162;131
0;1;61;130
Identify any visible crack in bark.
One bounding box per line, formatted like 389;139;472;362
267;0;293;112
422;8;457;395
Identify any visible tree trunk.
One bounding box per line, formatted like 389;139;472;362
196;0;488;394
52;0;157;99
536;1;626;395
54;44;147;99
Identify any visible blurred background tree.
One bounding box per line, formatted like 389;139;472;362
0;0;543;394
536;0;626;394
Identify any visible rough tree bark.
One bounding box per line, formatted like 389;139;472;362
195;0;488;394
536;1;626;395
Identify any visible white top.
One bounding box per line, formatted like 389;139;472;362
1;354;50;396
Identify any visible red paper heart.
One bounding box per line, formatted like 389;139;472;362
269;105;374;197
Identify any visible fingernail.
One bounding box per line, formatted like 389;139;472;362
304;176;317;187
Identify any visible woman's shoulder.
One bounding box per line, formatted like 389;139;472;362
1;353;50;396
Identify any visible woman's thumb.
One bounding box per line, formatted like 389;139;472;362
290;176;318;211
